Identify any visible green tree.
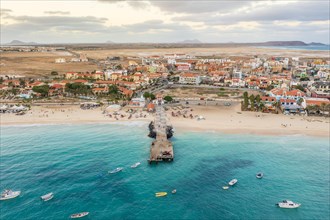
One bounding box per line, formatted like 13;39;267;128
108;85;119;94
19;78;26;88
249;94;255;111
51;71;58;76
297;98;304;105
255;94;261;111
0;77;4;84
65;83;91;96
243;91;249;110
164;95;173;102
143;92;151;99
32;85;50;97
295;85;305;92
150;93;156;100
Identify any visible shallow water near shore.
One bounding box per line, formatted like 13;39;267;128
1;124;329;219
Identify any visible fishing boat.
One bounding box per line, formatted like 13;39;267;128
108;167;123;174
256;172;264;179
131;162;141;168
276;200;301;208
228;179;238;186
155;192;167;197
171;189;177;194
0;189;21;200
70;212;89;218
41;192;54;201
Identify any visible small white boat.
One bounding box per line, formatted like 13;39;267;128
256;172;264;179
108;167;123;174
0;189;21;200
228;179;238;186
131;162;141;168
41;192;53;201
171;189;177;194
222;186;229;190
70;212;89;218
276;200;301;208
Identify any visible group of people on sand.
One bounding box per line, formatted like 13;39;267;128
105;111;148;120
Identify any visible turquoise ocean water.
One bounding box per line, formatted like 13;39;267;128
0;123;329;220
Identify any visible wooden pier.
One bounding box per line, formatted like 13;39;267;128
148;105;174;163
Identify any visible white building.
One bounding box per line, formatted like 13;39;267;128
179;73;201;85
55;58;66;63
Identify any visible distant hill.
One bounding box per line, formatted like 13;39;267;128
261;41;307;46
6;40;39;46
308;42;326;46
105;40;116;44
177;39;202;44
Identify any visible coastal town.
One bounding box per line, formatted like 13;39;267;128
1;45;329;117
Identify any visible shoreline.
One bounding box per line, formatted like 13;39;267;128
1;104;329;138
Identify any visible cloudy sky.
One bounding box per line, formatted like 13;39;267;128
1;0;329;44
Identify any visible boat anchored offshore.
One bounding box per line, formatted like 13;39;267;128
131;162;141;168
222;186;229;190
41;192;54;201
155;192;167;197
256;172;264;179
108;167;123;174
70;212;89;218
0;189;21;200
171;189;177;194
276;200;301;208
228;179;238;186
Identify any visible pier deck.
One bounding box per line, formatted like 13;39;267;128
149;106;174;163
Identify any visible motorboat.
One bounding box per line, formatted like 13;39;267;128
131;162;141;168
155;192;167;197
276;200;301;208
41;192;54;201
256;172;264;179
222;186;229;190
70;212;89;218
0;189;21;200
108;167;123;174
228;179;238;186
171;189;177;194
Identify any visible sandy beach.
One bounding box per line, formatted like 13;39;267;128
1;104;329;137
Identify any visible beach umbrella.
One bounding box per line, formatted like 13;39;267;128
0;105;8;110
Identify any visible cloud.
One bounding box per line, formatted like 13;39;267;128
0;8;12;17
148;0;255;13
174;1;330;25
44;11;70;15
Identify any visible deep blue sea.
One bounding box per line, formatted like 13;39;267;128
258;45;330;51
0;123;329;220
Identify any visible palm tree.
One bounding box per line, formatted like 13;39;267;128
320;103;326;115
249;94;255;111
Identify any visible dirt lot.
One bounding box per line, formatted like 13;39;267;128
72;46;329;60
0;51;98;77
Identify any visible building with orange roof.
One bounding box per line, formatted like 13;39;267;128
179;72;201;85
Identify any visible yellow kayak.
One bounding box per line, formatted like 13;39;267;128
155;192;167;197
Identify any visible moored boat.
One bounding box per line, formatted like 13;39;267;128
228;179;238;186
222;186;229;190
276;200;301;208
171;189;177;194
0;189;21;200
41;192;54;201
131;162;141;168
155;192;167;197
70;212;89;218
108;167;123;174
256;172;264;179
